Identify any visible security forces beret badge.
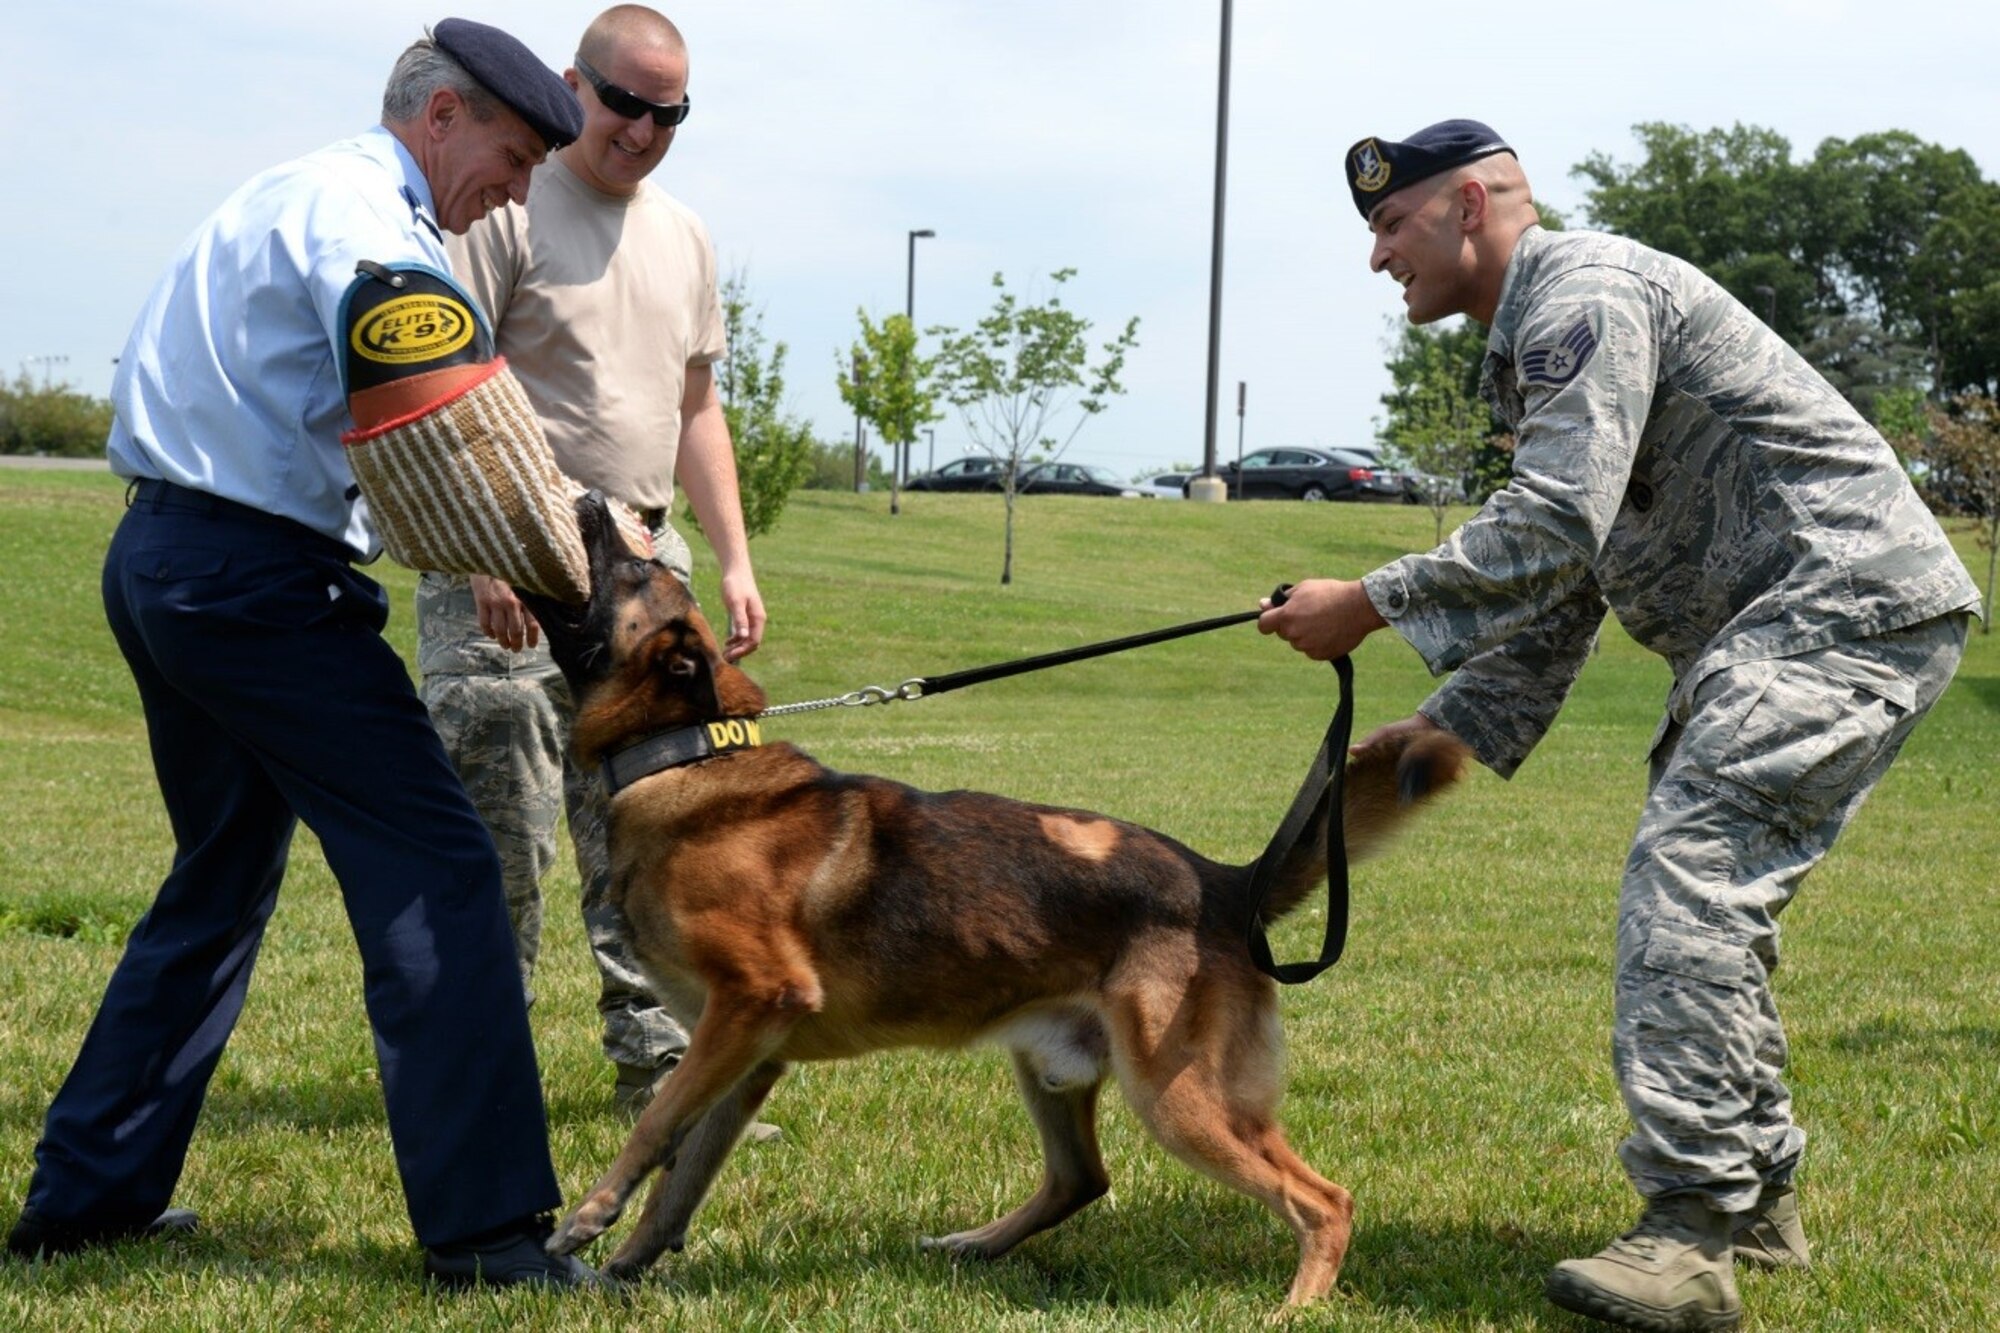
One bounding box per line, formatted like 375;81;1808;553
1351;139;1391;194
1345;119;1514;219
1520;314;1601;387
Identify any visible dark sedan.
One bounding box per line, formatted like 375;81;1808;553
904;456;1009;492
1202;447;1405;502
1013;462;1142;497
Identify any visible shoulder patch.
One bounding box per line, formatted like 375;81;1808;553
350;292;476;366
1519;314;1600;387
338;262;492;397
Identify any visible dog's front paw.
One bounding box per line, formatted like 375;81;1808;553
546;1193;623;1256
919;1229;1001;1261
600;1251;655;1284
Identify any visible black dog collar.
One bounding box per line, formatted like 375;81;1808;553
602;717;764;795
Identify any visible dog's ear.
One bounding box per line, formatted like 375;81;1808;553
654;626;724;718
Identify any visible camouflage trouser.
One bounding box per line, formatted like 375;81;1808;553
1615;612;1969;1212
415;524;696;1073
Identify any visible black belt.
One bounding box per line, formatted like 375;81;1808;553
126;477;353;556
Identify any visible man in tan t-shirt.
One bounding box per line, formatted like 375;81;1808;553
417;4;770;1124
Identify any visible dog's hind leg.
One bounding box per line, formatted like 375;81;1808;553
549;974;816;1259
600;1057;789;1282
921;1047;1109;1260
1107;963;1353;1307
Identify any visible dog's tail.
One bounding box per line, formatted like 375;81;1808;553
1247;728;1470;924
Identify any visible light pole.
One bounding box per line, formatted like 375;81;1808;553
923;427;936;474
1189;0;1234;504
25;354;69;388
903;229;936;492
1234;380;1247;501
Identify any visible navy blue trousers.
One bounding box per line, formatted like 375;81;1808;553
23;480;560;1246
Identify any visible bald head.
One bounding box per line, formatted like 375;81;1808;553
1459;153;1538;233
578;5;686;69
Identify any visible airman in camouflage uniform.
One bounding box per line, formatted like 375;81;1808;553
418;520;695;1074
1261;120;1979;1332
417;5;771;1120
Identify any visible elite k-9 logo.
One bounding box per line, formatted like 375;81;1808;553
1521;315;1600;386
350;294;476;366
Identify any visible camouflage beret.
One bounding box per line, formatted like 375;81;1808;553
1346;119;1514;220
433;17;584;151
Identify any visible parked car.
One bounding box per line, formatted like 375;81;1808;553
1143;471;1191;500
1013;462;1143;497
1201;447;1404;502
1400;469;1469;505
904;455;1009;492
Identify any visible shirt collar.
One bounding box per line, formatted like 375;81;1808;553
358;125;443;242
1485;224;1549;350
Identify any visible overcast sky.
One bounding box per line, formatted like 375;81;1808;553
6;1;1997;481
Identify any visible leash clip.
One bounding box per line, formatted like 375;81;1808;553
839;678;926;709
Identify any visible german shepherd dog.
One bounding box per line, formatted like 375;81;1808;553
517;495;1467;1306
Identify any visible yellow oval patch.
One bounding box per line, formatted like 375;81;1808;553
350;294;475;365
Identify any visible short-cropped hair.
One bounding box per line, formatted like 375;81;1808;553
381;33;500;125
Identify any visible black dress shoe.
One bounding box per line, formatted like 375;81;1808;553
6;1206;199;1259
424;1215;601;1289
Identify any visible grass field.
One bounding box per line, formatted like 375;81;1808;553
1;469;1994;1331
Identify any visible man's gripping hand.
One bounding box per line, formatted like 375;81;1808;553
1257;577;1388;661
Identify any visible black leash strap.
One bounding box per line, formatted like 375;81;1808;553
1243;654;1355;984
912;608;1264;698
771;584;1361;983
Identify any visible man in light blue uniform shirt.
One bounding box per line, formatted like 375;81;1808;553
7;20;599;1290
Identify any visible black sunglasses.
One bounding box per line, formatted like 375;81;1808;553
575;56;691;128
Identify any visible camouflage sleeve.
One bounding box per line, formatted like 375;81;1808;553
1363;267;1663;677
1415;574;1607;778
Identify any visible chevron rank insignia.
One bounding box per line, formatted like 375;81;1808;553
1520;314;1600;386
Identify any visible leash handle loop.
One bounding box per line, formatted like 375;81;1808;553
1244;653;1355;984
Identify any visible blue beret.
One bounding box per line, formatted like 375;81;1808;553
433;17;584;151
1346;119;1514;220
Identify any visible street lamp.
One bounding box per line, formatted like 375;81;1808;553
923;427;936;474
1190;0;1234;504
903;229;936;491
25;354;68;388
1752;284;1776;329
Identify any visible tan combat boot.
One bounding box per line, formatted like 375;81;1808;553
1545;1194;1741;1332
1732;1183;1810;1270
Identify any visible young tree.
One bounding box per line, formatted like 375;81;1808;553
1380;338;1487;547
835;310;938;515
1909;394;2000;632
1376;318;1510;517
929;270;1140;585
701;271;816;540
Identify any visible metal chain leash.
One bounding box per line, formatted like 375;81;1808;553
759;678;927;718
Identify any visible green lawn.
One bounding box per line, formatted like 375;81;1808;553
1;470;1994;1331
